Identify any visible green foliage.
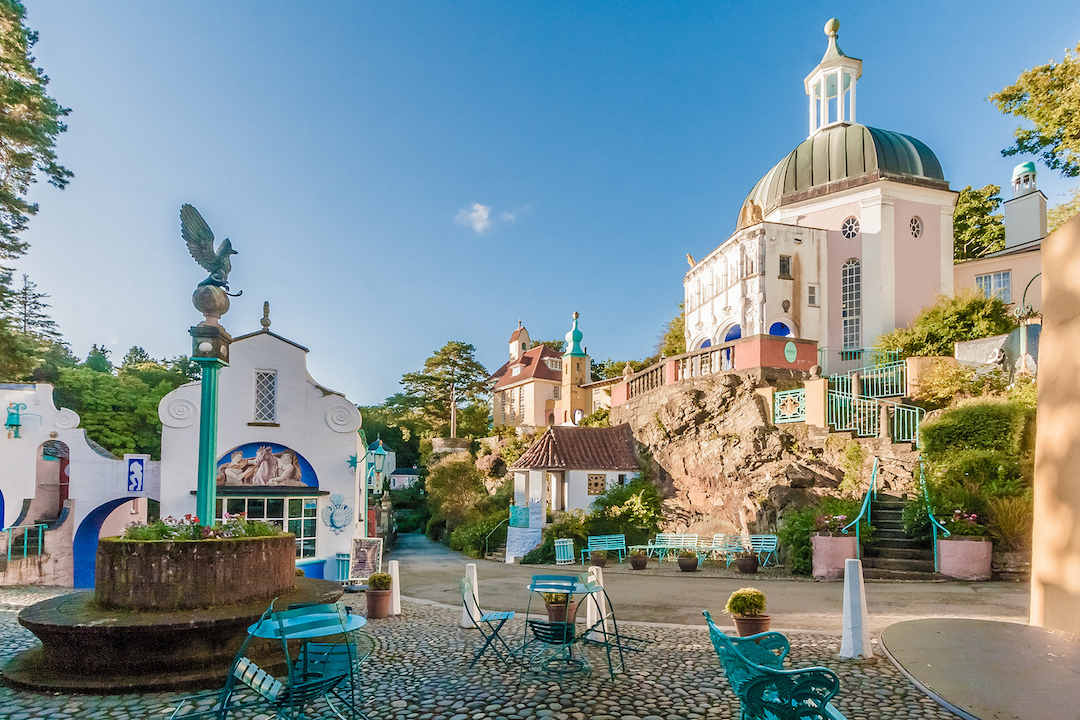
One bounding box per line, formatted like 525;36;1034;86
933;449;1024;498
586;478;664;545
0;316;38;379
902;497;933;540
591;358;649;380
120;346;153;367
1048;187;1080;232
920;399;1032;458
425;458;486;530
875;289;1016;358
724;587;766;617
655;303;686;357
120;512;282;541
990;42;1080;177
425;516;447;542
953;185;1005;259
986;495;1033;550
84;343;113;373
578;407;610;427
398;340;489;438
530;338;565;353
10;274;60;341
497;431;537;469
0;1;72;261
367;572;392;590
390;480;430;533
777;497;867;576
359;404;422;469
838;441;866;495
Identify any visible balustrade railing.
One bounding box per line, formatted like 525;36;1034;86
626;364;665;399
827;391;924;446
855;360;907;399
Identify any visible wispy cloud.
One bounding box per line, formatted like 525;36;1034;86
455;203;492;234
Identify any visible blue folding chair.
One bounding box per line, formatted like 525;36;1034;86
460;577;516;667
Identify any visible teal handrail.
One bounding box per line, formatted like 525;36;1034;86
840;457;878;559
483;517;509;559
918;461;951;572
4;523;46;562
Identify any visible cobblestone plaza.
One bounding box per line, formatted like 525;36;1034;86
0;586;960;720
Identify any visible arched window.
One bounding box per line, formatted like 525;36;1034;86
769;321;792;337
841;259;861;349
724;325;742;342
699;338;712;349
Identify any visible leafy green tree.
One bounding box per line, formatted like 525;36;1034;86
357;403;422;470
84;344;113;373
953;185;1006;260
875;288;1017;358
425;457;486;529
655;303;685;357
166;355;201;382
121;346;153;367
27;338;77;383
530;338;565;353
591;357;649;380
399;341;489;437
1048;187;1080;232
0;1;73;286
990;42;1080;177
0;316;36;379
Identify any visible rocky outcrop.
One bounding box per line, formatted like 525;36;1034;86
611;372;920;534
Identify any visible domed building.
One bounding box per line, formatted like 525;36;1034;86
684;20;957;370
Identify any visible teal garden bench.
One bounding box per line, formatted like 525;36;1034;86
702;610;847;720
580;534;627;564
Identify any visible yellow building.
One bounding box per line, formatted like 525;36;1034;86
489;313;606;430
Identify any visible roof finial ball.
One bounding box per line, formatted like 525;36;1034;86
261;301;271;330
825;17;840;37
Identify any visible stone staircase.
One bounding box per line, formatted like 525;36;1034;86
861;494;941;581
485;540;507;563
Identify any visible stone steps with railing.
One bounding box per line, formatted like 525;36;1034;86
861;495;941;580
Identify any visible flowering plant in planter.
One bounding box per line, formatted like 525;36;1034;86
943;509;987;536
814;514;848;534
122;512;282;541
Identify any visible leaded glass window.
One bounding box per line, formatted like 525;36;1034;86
254;371;277;423
841;259;861;349
841;216;860;239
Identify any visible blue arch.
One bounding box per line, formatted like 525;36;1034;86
73;497;136;589
0;488;5;531
769;321;792;337
724;325;742;342
698;339;712;349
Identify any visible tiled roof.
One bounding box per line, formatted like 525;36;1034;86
488;345;562;390
510;424;639;471
509;326;528;342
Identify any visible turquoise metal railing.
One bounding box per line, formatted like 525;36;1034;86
859;360;907;398
841;458;879;559
509;505;530;528
918;461;951;572
773;389;806;423
829;375;853;394
3;524;46;562
818;347;901;376
892;404;925;446
828;390;924;447
483;516;510;558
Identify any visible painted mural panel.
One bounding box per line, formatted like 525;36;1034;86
216;442;318;487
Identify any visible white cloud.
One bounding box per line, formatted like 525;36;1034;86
455;203;492;234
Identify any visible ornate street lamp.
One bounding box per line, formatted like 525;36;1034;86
369;440;388;496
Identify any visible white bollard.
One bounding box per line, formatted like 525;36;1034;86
388;559;401;616
586;566;609;641
839;558;873;659
461;563;480;629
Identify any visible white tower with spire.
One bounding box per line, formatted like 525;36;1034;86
804;18;863;137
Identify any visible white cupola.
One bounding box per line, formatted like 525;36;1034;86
804;18;863;138
1004;162;1047;249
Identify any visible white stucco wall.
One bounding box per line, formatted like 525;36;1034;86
158;330;364;576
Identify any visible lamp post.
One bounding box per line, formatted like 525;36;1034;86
370;440;387;496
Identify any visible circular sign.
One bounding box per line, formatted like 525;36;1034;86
784;341;798;364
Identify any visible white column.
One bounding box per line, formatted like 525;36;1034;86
461;563;480;629
848;70;857;124
939;205;955;296
839;558;873;658
388;559;401;616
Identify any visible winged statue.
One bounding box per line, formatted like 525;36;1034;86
181;204;238;291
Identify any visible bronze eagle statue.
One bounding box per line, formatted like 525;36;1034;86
181;204;238;291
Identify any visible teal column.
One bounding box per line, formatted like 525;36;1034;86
194;357;227;525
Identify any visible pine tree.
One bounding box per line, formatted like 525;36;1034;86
12;273;60;340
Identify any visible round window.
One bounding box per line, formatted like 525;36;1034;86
841;216;860;239
910;216;922;238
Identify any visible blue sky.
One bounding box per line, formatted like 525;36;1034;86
16;1;1080;406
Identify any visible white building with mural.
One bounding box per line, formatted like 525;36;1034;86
158;309;365;581
684;19;957;371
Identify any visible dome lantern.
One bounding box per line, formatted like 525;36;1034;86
1011;162;1038;198
804;18;863;138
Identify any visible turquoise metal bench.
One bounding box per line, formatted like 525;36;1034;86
750;535;779;566
633;532;699;561
580;534;627;564
702;610;848;720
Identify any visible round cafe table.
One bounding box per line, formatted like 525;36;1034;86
248;612;367;639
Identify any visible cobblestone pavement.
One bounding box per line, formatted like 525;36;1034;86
0;586;959;720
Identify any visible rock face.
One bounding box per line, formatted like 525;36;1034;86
611;372;919;534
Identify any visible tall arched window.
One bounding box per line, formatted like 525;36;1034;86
841;259;861;349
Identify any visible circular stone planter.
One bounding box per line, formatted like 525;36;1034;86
939;537;993;580
735;556;759;574
677;555;699;572
630;555;648;570
96;534;296;610
811;533;858;580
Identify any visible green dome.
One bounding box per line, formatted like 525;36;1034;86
1012;161;1037;179
739;124;947;227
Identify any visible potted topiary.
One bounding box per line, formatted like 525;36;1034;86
542;592;579;622
630;550;648;571
366;572;393;619
677;549;699;572
590;550;608;568
724;586;770;636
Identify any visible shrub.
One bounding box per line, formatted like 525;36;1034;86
724;587;766;617
987;495;1033;550
875;288;1016;358
678;549;697;559
921;399;1032;458
778;497;868;575
367;572;392;590
425;517;447;543
121;512;282;541
448;511;509;558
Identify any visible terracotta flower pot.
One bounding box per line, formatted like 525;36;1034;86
366;589;392;619
630;555;648;570
735;556;759;573
732;614;771;637
678;555;698;572
590;554;608;568
545;599;580;623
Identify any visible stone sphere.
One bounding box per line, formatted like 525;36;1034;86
192;285;230;319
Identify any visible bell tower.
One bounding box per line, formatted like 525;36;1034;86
560;312;591;424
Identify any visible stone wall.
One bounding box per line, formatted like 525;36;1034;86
612;371;919;535
0;501;74;586
95;534;295;610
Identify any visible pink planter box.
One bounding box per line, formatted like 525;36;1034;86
812;534;858;580
939;538;992;580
